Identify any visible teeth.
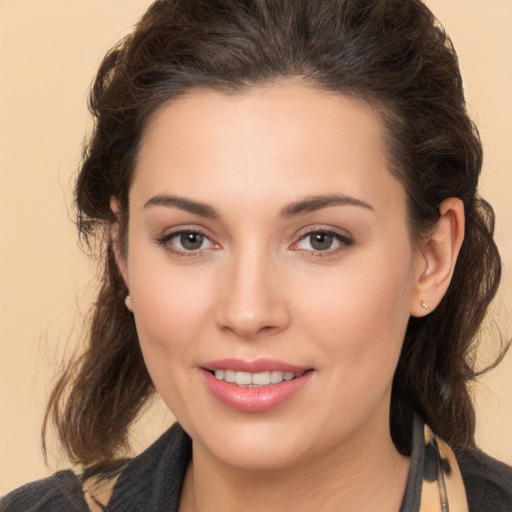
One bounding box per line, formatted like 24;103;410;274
224;370;236;383
270;371;284;384
235;372;252;386
213;369;302;386
252;371;271;386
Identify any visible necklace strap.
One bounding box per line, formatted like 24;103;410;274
419;424;469;512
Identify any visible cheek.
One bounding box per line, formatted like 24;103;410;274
127;250;215;360
296;243;414;377
127;259;218;416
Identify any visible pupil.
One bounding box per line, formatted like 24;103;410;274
181;233;203;250
311;233;333;251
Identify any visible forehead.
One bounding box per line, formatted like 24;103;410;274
132;83;404;217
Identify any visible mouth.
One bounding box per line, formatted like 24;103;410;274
200;359;314;412
209;369;306;387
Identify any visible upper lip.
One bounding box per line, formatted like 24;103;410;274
201;358;310;373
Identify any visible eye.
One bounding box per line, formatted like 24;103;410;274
302;232;336;251
292;229;352;254
156;229;218;257
174;232;208;251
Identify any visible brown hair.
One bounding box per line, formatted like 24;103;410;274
44;0;507;467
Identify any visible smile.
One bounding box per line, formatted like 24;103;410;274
200;360;314;412
213;370;303;387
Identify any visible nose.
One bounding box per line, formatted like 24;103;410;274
215;249;291;340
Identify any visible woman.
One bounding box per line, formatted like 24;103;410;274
2;0;511;510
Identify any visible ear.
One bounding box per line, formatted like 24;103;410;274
410;198;465;317
110;196;129;286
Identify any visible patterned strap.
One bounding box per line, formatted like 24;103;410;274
73;466;119;512
419;425;469;512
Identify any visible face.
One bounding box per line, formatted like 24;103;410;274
120;83;423;470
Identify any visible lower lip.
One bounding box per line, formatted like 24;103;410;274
201;369;313;412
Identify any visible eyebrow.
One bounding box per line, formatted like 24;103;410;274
143;193;374;218
144;195;219;218
280;194;374;217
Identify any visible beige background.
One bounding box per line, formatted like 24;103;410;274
1;0;511;495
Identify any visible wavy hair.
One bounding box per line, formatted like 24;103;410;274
44;0;506;468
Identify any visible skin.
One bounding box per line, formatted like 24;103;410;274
114;82;464;511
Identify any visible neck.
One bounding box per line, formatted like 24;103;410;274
179;413;410;512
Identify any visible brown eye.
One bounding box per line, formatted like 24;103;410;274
180;232;205;251
293;229;353;255
310;232;334;251
156;230;216;256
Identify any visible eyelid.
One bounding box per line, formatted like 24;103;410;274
154;226;220;258
290;226;353;255
154;224;353;259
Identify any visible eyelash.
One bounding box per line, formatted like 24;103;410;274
155;227;353;259
291;228;353;258
155;229;217;259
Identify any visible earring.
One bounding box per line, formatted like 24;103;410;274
421;301;429;310
125;295;133;312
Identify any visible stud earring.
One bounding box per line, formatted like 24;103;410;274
125;295;133;312
421;301;429;310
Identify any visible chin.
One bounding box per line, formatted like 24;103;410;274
186;413;328;471
211;439;307;470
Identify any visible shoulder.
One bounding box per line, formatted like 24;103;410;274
454;445;512;512
1;424;190;512
0;470;88;511
106;422;191;510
